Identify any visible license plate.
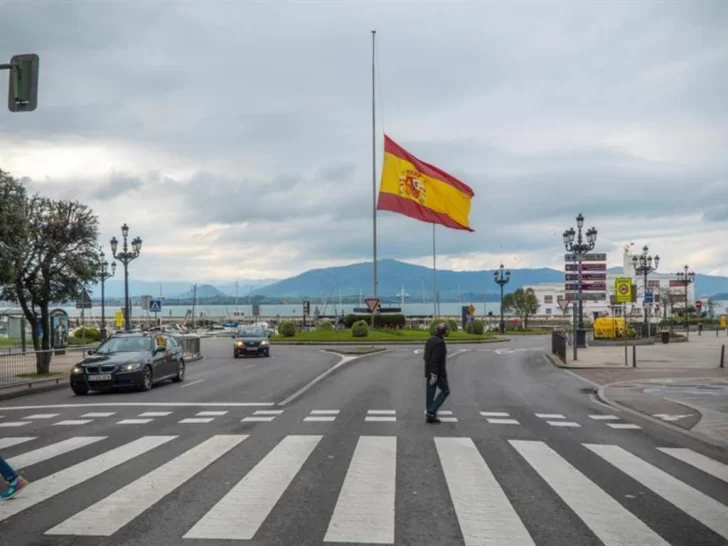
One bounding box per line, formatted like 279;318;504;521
88;374;112;381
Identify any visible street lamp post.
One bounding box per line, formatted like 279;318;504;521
675;264;695;338
98;251;116;340
110;224;142;332
632;245;659;338
493;264;510;334
563;213;597;358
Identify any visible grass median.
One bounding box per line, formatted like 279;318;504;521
270;328;501;344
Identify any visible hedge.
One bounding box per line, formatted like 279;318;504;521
73;327;101;342
278;321;296;337
351;320;369;337
343;314;406;329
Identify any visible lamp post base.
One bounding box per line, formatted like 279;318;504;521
576;328;588;348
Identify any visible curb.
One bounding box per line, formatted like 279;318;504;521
543;352;566;367
270;338;510;346
0;354;206;402
595;379;728;451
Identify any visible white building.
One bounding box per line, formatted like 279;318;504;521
525;245;696;321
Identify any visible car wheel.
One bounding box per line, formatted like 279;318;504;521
233;352;238;359
139;366;153;391
264;349;270;357
71;384;88;396
172;359;185;382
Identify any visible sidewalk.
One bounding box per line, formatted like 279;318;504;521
552;336;728;446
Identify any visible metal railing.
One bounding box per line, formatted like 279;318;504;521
0;347;92;388
551;331;567;363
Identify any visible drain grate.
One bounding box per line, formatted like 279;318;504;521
580;387;598;394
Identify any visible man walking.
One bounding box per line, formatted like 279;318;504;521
424;322;450;424
0;455;29;500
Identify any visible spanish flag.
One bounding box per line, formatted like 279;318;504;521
377;135;475;231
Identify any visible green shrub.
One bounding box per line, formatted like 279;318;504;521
351;320;369;338
317;320;334;331
344;314;405;329
278;321;296;337
465;321;473;334
472;319;485;335
73;327;101;342
447;319;459;333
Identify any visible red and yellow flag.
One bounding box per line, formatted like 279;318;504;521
376;135;475;231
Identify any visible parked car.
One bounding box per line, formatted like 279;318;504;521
70;332;185;395
233;325;270;358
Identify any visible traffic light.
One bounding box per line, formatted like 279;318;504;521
7;53;39;112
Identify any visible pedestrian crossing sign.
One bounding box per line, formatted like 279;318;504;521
149;299;163;313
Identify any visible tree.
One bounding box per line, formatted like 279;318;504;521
0;170;28;286
502;288;540;329
0;177;100;374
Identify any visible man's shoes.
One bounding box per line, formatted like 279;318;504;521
425;413;441;424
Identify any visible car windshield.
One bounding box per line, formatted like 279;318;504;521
95;336;153;354
237;327;265;337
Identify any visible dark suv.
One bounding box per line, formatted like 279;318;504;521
233;326;270;358
70;332;185;395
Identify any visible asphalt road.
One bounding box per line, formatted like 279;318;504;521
1;335;727;545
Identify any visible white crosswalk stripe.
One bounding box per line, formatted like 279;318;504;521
1;432;727;544
184;435;322;540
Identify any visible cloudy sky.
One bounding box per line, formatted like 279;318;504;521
1;0;726;283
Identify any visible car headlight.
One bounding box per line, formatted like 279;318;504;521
121;362;142;372
235;341;243;347
260;340;269;345
72;366;83;374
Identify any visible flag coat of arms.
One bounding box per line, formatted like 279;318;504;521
376;135;475;231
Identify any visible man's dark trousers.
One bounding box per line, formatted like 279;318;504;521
426;373;449;415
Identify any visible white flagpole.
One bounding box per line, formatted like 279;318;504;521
371;29;377;327
432;223;437;318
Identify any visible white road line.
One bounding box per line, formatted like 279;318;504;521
304;416;336;422
0;437;36;449
0;436;175;523
0;422;29;427
81;413;116;418
241;416;277;422
535;413;565;419
439;417;458;423
0;402;275;410
253;410;284;415
607;423;641;430
480;412;510;417
586;443;728;541
23;413;60;419
184;435;321;540
117;419;153;425
310;410;340;415
46;435;247;537
589;415;620;420
8;437;107;470
511;440;667;545
436;437;534;545
367;410;396;415
139;412;172;417
487;418;520;425
548;421;581;428
324;436;396;544
178;418;214;424
180;379;204;388
589;393;620;411
196;411;228;417
53;420;93;426
438;410;454;415
365;416;396;422
657;448;728;484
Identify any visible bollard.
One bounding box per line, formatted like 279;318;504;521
632;344;637;368
721;345;725;369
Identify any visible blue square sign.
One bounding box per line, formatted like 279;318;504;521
149;299;163;313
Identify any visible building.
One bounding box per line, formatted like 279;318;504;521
525;245;696;321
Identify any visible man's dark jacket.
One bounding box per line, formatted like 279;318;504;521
424;334;447;378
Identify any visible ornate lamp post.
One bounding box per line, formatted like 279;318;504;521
675;264;695;338
493;264;510;334
632;245;659;337
110;224;142;331
98;251;116;340
563;214;598;332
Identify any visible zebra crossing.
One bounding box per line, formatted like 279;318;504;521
1;431;727;544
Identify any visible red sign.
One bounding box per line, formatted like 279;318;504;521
564;273;607;281
557;299;571;312
564;263;607;272
669;280;685;287
364;298;380;313
695;301;702;311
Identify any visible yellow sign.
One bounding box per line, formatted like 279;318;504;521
468;304;475;316
115;310;124;328
721;315;727;329
615;278;632;303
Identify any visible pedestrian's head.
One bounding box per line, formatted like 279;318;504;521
436;322;448;337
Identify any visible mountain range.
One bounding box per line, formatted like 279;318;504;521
82;259;728;301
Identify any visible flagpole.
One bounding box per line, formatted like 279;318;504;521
371;29;377;327
432;223;437;318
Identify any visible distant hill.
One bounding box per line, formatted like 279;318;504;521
175;284;226;300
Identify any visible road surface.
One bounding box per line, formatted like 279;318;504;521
0;335;726;545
